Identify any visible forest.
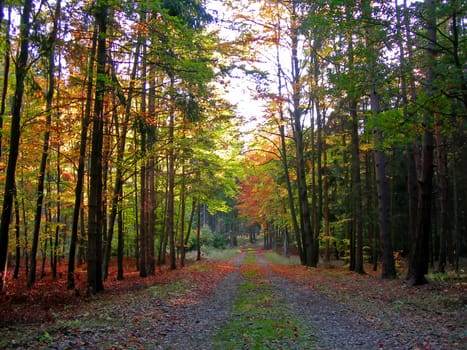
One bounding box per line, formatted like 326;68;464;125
0;0;465;300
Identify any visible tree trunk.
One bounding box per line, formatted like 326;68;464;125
196;201;201;261
28;122;51;286
435;121;449;273
272;1;303;263
0;6;11;161
67;27;97;289
291;3;315;267
407;0;436;286
168;76;176;270
13;189;20;279
117;193;124;280
372;90;396;279
0;0;32;291
179;166;186;267
345;6;364;273
323;131;331;267
53;143;62;280
103;42;140;279
87;0;108;294
139;41;148;277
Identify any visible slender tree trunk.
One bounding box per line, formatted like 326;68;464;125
87;0;108;294
272;1;303;263
397;0;418;259
0;0;32;291
53;145;62;280
291;3;315;267
0;6;11;161
179;166;186;267
372;90;396;278
21;188;28;275
117;192;124;280
407;0;436;286
146;64;157;275
323;133;331;267
13;189;20;279
103;43;140;279
435;121;449;273
185;198;196;247
345;6;364;273
196;201;201;261
167;76;176;270
67;27;97;289
139;41;148;277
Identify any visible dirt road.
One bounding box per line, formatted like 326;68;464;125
2;247;464;349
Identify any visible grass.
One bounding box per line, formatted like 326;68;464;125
214;249;316;350
202;247;241;261
263;251;301;266
146;279;192;298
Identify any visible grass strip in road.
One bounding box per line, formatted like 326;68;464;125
214;249;316;350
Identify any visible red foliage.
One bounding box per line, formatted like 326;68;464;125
0;257;231;326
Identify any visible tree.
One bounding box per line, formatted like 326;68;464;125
362;0;396;279
28;0;61;288
407;0;437;286
0;0;33;291
87;0;109;294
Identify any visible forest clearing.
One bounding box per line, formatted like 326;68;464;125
1;243;466;349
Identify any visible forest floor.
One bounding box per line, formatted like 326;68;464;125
0;244;466;349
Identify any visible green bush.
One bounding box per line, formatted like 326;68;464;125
188;225;229;249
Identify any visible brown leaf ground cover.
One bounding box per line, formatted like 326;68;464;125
0;257;233;325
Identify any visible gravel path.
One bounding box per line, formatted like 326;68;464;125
254;253;398;350
3;249;463;349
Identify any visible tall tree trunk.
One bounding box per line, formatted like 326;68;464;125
139;39;148;277
397;0;418;259
87;0;108;294
196;201;201;261
323;131;330;267
184;198;196;247
13;189;20;279
345;4;364;273
291;2;315;267
435;121;449;273
67;27;98;289
0;6;11;161
103;42;140;279
372;90;396;278
179;165;186;267
28;1;61;286
273;9;303;263
168;76;176;270
407;0;436;286
146;64;157;275
350;98;363;274
117;193;124;280
0;0;32;291
53;144;62;280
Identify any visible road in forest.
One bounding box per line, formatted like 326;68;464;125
2;246;463;349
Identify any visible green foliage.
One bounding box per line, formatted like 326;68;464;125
187;224;229;250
